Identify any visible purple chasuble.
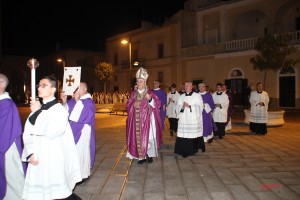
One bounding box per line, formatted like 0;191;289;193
67;98;96;168
126;89;162;158
152;89;167;130
200;92;217;137
0;98;26;199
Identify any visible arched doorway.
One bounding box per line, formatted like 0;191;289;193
225;68;248;107
278;67;296;107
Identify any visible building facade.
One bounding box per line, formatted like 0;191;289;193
106;0;300;108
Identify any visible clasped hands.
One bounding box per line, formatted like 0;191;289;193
182;101;190;109
257;102;265;107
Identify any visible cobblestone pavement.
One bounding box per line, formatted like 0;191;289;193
72;109;300;200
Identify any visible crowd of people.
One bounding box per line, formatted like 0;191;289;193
125;68;269;163
1;69;270;199
1;73;95;199
91;91;130;104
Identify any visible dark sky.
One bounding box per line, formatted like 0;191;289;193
1;0;187;57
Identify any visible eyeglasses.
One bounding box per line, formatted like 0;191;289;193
36;84;49;88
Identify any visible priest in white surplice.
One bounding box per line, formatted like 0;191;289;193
22;76;82;200
249;82;269;134
212;83;229;139
166;83;180;136
174;81;205;158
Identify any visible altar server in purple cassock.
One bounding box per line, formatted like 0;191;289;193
198;83;217;143
152;80;167;130
0;73;26;200
126;67;162;164
61;82;96;180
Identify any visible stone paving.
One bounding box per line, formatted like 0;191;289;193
71;109;300;200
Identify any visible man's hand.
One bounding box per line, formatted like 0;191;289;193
215;103;221;108
30;97;41;112
145;93;151;100
183;101;190;108
29;154;39;166
257;102;265;107
61;92;67;105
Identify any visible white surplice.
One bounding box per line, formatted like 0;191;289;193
176;92;203;138
249;91;269;123
22;101;82;200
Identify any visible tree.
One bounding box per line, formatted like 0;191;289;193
94;62;114;94
250;34;299;88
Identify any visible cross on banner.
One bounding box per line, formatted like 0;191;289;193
66;75;75;86
62;67;81;95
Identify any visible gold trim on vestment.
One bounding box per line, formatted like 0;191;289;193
134;89;147;159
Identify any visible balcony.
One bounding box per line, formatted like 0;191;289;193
182;31;300;58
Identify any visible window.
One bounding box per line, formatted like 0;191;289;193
158;43;164;58
230;69;243;77
296;17;300;30
280;66;295;74
132;49;139;62
158;71;164;83
114;53;118;65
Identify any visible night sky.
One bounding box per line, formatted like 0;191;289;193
1;0;187;57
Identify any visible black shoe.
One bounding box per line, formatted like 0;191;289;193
182;155;188;158
170;130;174;136
137;159;147;164
147;157;153;163
219;136;223;139
208;138;213;143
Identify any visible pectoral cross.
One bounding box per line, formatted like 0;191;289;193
66;75;75;86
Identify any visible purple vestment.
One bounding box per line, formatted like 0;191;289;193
200;92;217;138
152;89;167;130
0;97;26;199
67;97;96;168
126;89;162;158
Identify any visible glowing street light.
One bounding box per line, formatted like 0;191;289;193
121;38;133;90
57;58;65;68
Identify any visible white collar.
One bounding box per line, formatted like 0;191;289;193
80;93;92;100
199;91;207;95
138;89;145;94
43;97;55;104
0;92;11;100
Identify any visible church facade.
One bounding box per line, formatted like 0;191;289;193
107;0;300;108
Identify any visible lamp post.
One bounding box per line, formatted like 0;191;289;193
57;58;65;68
121;38;132;91
57;58;65;100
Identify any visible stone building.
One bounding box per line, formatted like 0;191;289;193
106;0;300;108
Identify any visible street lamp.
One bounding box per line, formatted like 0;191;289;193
121;38;132;91
57;58;65;101
57;58;65;68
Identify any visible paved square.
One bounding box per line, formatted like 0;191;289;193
72;110;300;200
